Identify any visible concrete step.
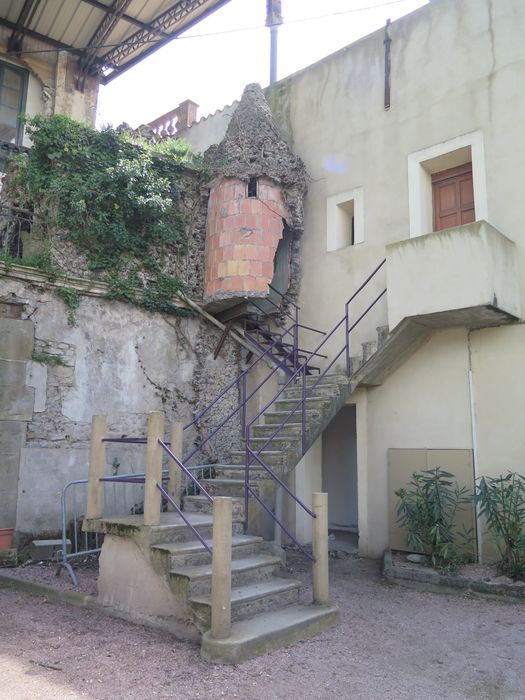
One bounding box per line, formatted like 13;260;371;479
242;435;301;451
281;384;341;400
252;422;303;438
230;449;288;467
263;408;321;426
190;578;301;628
84;513;217;545
170;554;282;596
303;373;348;387
273;395;333;413
199;478;245;497
349;355;364;375
201;603;340;664
213;465;268;480
361;340;378;362
152;534;262;568
183;494;245;517
377;325;390;347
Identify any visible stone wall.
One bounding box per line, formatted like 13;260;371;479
0;276;243;539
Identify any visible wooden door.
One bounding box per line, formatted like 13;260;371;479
432;163;475;232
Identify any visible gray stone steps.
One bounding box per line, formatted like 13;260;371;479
213;465;267;480
252;422;303;438
263;408;321;425
229;449;287;467
183;493;245;517
170;554;282;596
199;478;245;497
201;602;340;664
273;395;333;412
303;373;348;386
242;435;300;451
190;577;301;628
152;534;262;567
281;384;342;400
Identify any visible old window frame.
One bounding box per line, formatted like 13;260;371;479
407;131;488;238
0;60;28;146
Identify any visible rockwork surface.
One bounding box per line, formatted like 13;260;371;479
1;553;524;699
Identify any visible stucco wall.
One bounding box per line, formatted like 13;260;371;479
0;29;99;141
358;328;474;557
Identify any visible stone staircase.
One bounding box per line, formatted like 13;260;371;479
87;322;419;662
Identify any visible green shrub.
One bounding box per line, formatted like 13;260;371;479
8;114;199;317
475;472;525;581
395;467;473;573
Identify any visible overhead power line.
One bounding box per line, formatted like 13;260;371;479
2;0;419;59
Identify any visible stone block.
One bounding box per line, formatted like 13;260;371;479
25;361;47;412
0;359;27;386
0;549;17;567
0;319;34;360
30;539;71;561
0;385;35;420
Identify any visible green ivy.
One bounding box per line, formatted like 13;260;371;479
9;114;199;317
31;350;66;367
55;286;80;327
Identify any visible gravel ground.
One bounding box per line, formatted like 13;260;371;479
1;554;524;700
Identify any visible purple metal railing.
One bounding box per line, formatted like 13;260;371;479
99;435;213;550
96;262;386;561
243;260;387;537
156;483;212;554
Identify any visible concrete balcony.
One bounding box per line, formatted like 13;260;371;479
386;221;521;331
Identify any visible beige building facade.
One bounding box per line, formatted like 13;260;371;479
184;0;525;559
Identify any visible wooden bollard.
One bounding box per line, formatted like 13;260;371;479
312;492;330;605
211;497;232;639
85;415;107;520
168;421;184;510
143;411;165;526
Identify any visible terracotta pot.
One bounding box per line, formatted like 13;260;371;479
0;528;14;549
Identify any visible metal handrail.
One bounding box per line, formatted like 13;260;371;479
184;321;296;431
242;260;387;533
156;483;212;555
159;439;213;501
245;484;314;561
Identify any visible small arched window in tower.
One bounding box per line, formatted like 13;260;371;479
247;176;258;198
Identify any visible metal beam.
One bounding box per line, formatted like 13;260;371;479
101;0;231;83
0;16;76;54
79;0;171;38
7;0;41;53
102;0;227;73
78;0;133;82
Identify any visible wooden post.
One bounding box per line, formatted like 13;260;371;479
168;421;184;510
86;415;107;520
211;497;232;639
143;411;165;526
312;492;330;605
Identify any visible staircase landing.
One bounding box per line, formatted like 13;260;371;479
86;512;339;663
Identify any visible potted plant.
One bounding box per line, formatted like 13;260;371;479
0;528;14;550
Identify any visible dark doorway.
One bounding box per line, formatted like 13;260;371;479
322;405;358;533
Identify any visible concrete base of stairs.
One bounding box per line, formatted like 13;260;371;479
201;603;339;664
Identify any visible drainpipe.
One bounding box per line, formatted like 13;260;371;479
467;342;483;563
266;0;283;85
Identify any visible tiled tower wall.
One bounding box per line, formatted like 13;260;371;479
205;176;288;300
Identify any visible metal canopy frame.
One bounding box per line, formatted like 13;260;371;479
0;0;232;85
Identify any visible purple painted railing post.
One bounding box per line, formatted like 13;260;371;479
345;301;351;376
293;307;299;371
241;374;247;436
244;424;250;534
301;364;307;455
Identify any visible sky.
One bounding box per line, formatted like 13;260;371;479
96;0;429;129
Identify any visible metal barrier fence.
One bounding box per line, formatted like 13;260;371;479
57;463;222;586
